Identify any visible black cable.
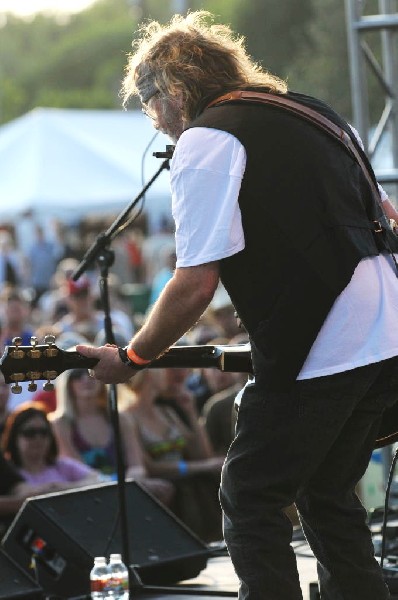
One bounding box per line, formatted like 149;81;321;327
103;505;121;557
113;129;159;237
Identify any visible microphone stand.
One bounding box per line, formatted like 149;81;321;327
71;153;172;592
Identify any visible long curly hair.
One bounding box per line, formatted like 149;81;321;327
121;11;287;122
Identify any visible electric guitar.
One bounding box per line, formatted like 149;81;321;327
1;335;396;450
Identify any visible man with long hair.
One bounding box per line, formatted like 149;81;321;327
78;12;398;599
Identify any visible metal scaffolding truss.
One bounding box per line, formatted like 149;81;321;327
345;0;398;192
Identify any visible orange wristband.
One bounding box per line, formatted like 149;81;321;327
126;346;151;366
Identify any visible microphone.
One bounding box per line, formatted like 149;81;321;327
153;145;175;159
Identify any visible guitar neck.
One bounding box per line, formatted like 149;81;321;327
66;344;253;374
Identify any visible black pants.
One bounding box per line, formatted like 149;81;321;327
220;358;398;599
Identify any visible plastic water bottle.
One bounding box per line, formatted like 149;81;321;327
90;556;111;599
108;553;129;599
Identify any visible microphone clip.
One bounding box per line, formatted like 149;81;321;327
153;145;175;159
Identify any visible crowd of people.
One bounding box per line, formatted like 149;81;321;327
0;216;248;541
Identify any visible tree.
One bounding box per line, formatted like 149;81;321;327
0;0;386;127
233;0;315;78
286;0;352;120
0;0;138;124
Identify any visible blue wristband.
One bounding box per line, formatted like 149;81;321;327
178;460;188;476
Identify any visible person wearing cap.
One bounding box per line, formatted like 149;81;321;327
54;275;133;343
77;12;398;600
54;275;99;342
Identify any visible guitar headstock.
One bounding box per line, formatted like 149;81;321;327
0;335;96;394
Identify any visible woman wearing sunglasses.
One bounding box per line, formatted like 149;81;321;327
1;402;101;489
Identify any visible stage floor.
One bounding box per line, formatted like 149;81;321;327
173;547;318;600
91;544;319;600
70;540;318;599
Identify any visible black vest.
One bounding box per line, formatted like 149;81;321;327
188;91;398;390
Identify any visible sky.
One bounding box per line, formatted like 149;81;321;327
0;0;96;16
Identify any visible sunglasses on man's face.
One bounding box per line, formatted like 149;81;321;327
19;427;50;439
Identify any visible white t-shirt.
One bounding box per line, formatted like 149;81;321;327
171;127;246;267
170;127;398;379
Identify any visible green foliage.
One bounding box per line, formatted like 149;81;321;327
0;77;28;123
233;0;315;78
0;0;391;127
0;13;64;122
286;0;352;120
35;22;132;92
34;87;117;110
0;0;137;124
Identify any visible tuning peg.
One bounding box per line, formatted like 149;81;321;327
11;383;23;394
43;381;54;392
26;371;40;393
29;336;41;359
10;337;24;359
44;335;58;358
42;370;56;392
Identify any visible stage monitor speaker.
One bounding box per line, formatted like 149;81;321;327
2;480;210;599
0;548;43;599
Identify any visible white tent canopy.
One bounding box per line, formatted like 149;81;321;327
0;107;172;228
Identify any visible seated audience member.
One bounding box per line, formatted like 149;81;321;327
148;247;176;308
26;223;65;307
205;284;242;339
153;335;217;415
53;275;104;343
185;324;227;410
0;287;37;410
54;275;133;343
0;448;67;536
0;448;25;529
120;368;224;541
141;221;175;286
2;402;101;489
201;384;239;456
0;380;11;438
201;334;250;456
101;273;135;338
37;257;80;322
28;332;91;414
0;230;24;288
0;286;34;347
156;364;197;427
51;369;172;505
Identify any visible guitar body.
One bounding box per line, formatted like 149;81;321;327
1;339;397;448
